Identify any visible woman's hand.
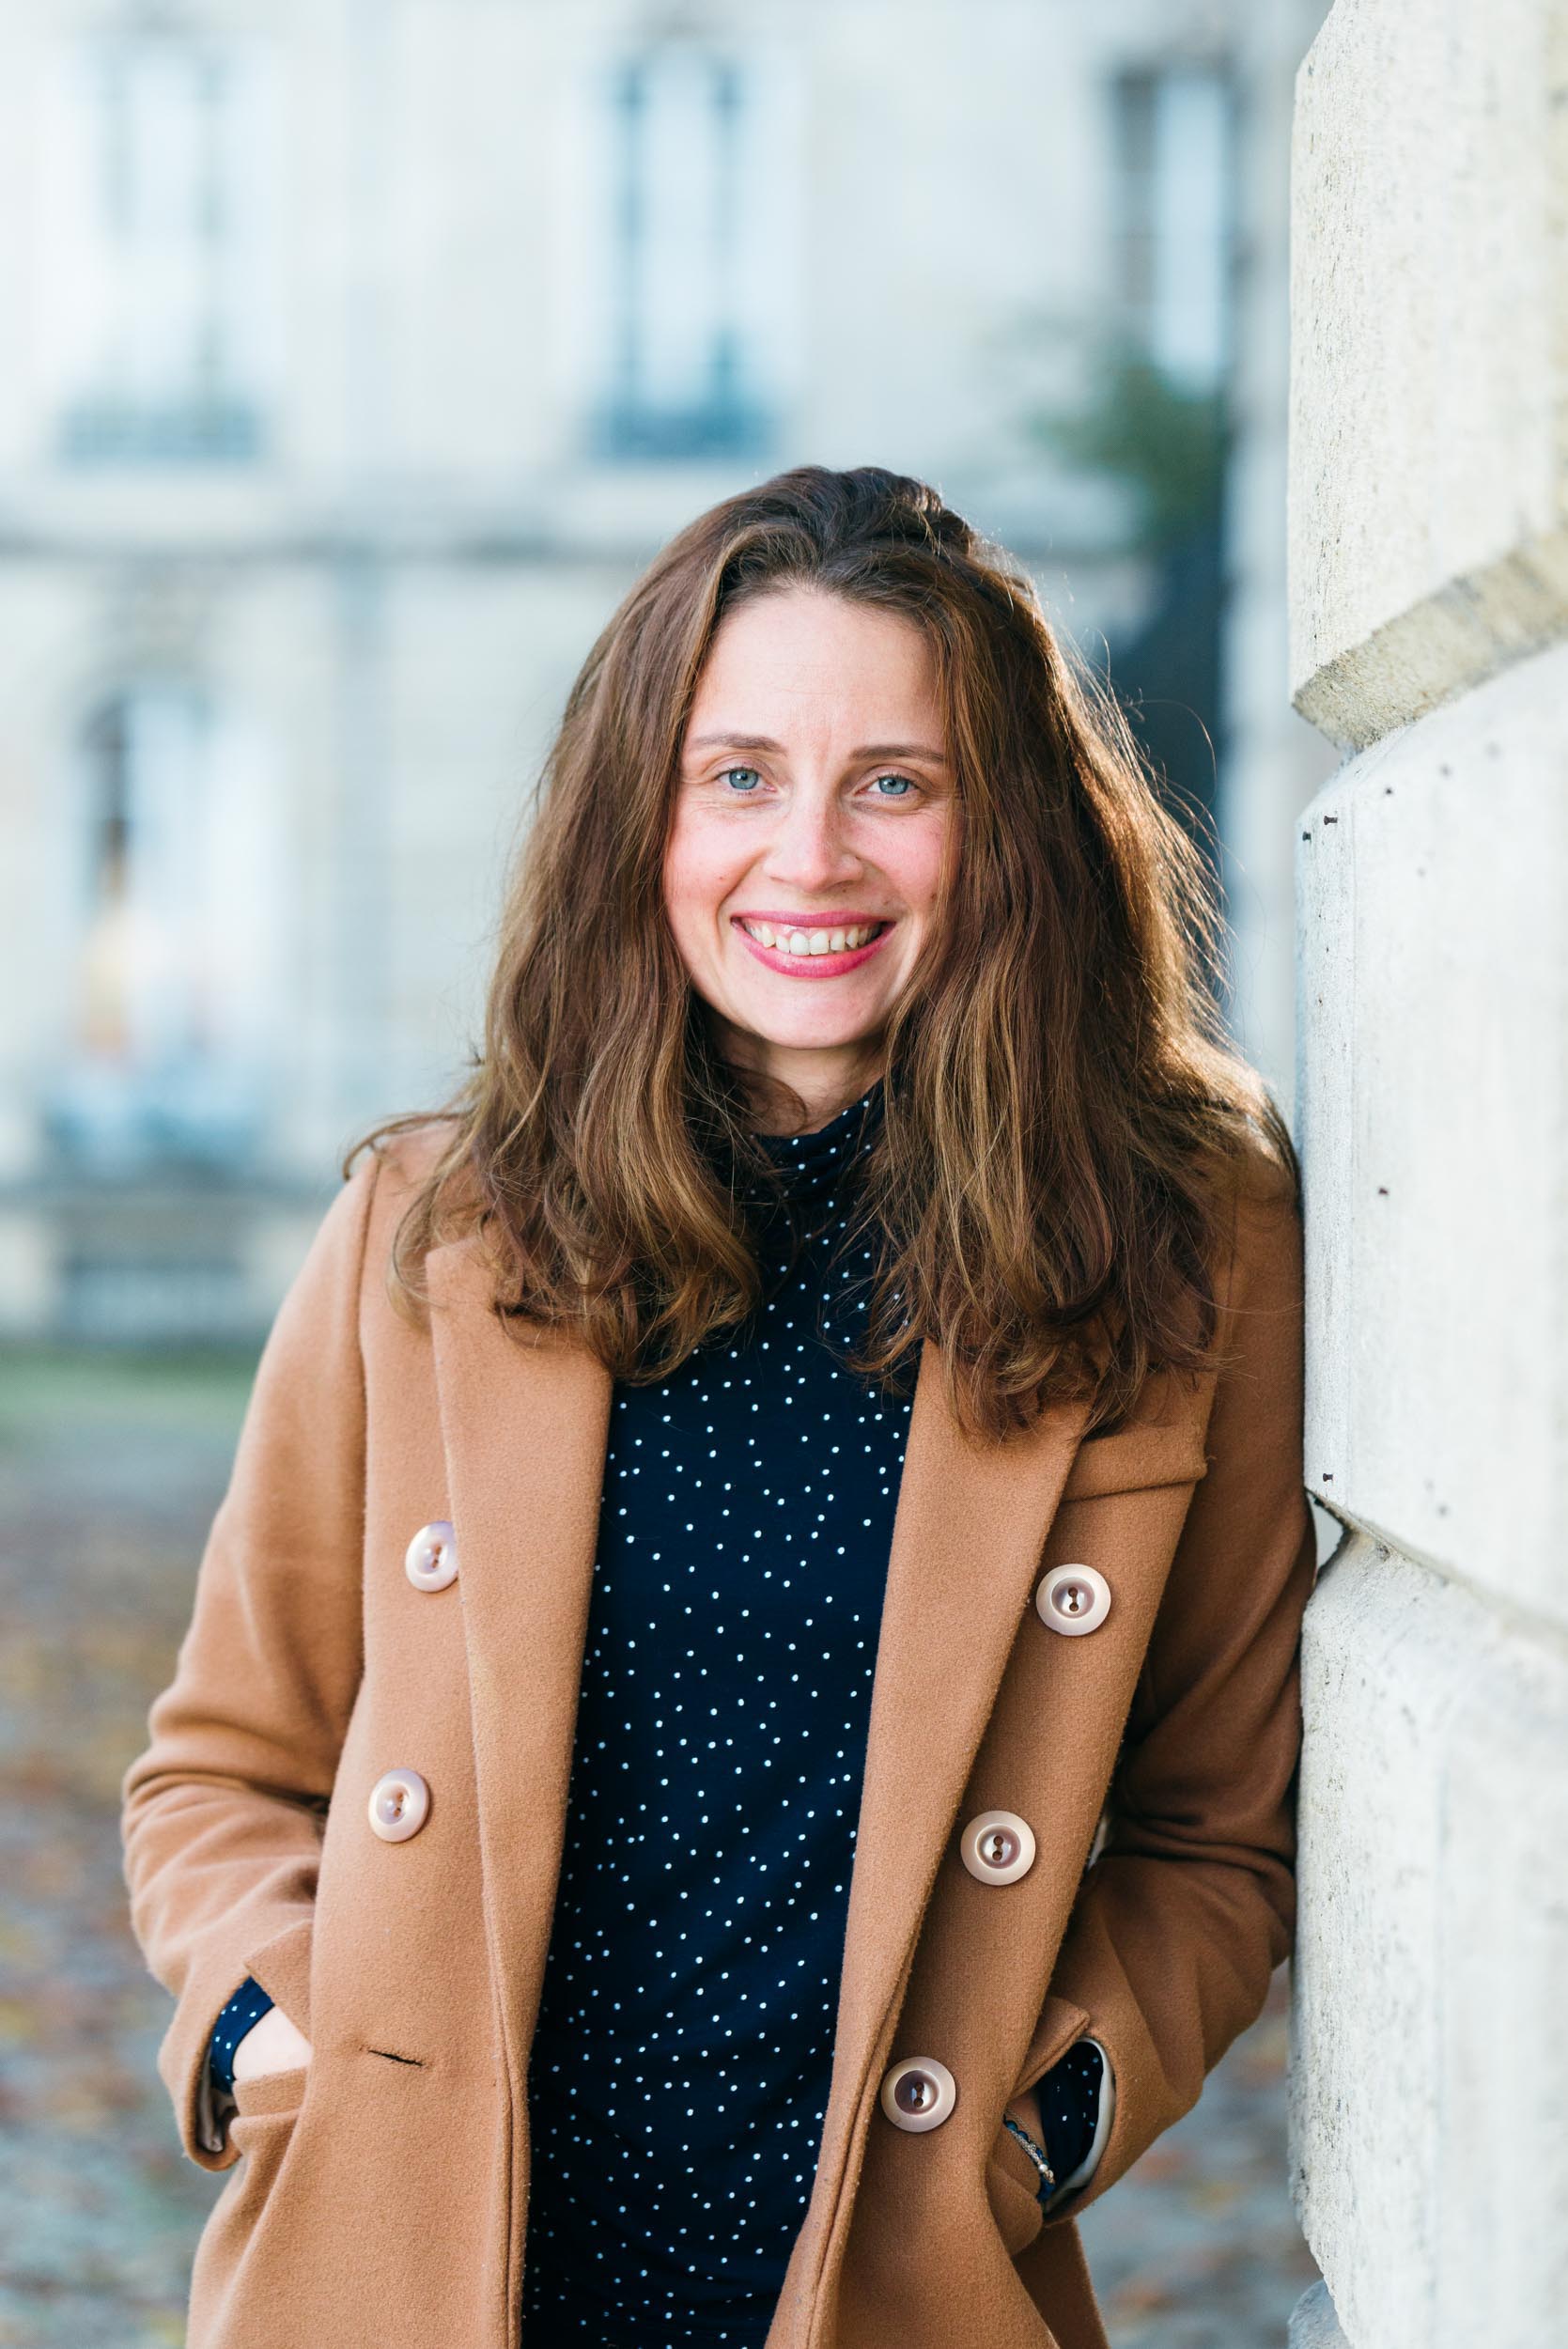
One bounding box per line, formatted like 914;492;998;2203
230;2003;314;2084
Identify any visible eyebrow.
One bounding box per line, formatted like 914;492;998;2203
684;731;949;763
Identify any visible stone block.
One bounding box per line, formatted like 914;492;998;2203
1295;641;1568;1630
1289;0;1568;746
1290;1537;1568;2346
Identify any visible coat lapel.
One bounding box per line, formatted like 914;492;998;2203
815;1341;1095;2166
425;1235;614;2108
425;1231;1094;2180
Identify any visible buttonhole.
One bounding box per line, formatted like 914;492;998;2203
366;2046;426;2067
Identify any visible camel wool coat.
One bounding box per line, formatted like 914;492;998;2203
120;1123;1316;2349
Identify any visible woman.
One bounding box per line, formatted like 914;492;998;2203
121;464;1315;2349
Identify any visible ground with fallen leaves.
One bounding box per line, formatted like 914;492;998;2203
0;1344;1323;2346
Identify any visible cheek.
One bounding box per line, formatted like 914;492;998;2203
884;810;952;916
662;810;743;939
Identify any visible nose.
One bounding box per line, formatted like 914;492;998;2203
762;786;864;893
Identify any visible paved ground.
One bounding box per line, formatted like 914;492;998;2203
0;1343;1322;2347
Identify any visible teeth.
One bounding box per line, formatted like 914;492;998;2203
741;920;884;954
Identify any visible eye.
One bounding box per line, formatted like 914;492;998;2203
719;765;765;793
869;771;919;799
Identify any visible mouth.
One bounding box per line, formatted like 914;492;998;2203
730;914;896;977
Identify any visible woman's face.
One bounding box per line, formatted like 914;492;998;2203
663;583;955;1128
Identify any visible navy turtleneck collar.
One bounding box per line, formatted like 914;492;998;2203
748;1075;885;1211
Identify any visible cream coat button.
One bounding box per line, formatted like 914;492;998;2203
368;1767;430;1842
405;1519;458;1592
959;1808;1036;1885
1035;1563;1111;1635
879;2055;957;2132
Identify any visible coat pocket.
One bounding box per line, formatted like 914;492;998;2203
231;2061;312;2127
984;1994;1093;2261
225;2061;312;2193
188;2064;314;2343
985;2120;1052;2259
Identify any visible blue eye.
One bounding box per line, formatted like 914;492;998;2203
711;764;919;798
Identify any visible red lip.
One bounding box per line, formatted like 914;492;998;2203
730;914;896;979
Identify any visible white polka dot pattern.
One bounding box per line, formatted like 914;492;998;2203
520;1080;911;2341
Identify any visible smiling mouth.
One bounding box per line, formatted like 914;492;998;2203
734;917;893;955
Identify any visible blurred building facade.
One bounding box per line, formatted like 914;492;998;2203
0;0;1328;1342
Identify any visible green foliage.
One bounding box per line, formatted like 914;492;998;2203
1022;334;1227;551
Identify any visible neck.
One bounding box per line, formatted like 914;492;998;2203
722;1042;886;1139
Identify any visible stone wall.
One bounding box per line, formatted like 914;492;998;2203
1286;4;1568;2344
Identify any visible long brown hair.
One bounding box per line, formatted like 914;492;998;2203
349;463;1296;1443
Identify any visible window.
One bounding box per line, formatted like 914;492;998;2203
585;44;798;460
42;25;276;463
48;683;283;1170
1110;66;1235;394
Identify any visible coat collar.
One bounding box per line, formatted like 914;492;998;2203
424;1229;1096;2155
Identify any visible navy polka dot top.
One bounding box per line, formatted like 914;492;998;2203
208;1076;1105;2339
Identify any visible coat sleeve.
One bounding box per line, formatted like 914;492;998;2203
119;1146;381;2170
1035;1159;1316;2227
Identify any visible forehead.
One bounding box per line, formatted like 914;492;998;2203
687;587;944;739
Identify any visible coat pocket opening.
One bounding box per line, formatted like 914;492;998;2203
230;2061;311;2122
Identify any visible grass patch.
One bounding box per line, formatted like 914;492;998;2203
0;1344;259;1447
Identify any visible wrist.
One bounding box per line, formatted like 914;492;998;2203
231;2002;312;2084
